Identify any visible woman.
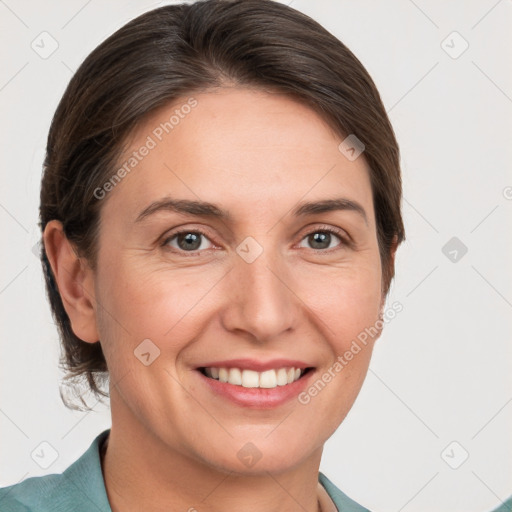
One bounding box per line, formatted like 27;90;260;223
0;1;405;510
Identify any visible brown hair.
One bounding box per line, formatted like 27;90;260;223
39;0;405;409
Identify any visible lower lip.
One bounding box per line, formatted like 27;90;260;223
196;369;315;409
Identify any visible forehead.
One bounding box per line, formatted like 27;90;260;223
102;87;374;227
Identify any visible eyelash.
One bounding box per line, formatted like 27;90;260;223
161;224;351;256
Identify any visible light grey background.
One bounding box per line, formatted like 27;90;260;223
1;1;511;511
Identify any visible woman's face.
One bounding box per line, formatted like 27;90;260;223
91;87;386;473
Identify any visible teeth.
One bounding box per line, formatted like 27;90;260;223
242;370;259;388
276;368;288;386
259;369;277;388
229;368;242;385
219;368;229;383
202;366;306;388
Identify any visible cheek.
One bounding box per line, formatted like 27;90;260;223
301;258;382;425
93;255;225;358
303;258;383;349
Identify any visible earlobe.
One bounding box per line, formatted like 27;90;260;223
43;220;99;344
390;234;399;267
378;234;400;323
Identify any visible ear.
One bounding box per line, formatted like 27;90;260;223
379;234;399;316
389;233;399;268
43;220;99;344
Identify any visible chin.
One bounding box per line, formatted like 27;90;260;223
192;434;320;477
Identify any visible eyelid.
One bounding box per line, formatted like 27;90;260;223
161;225;218;253
161;223;352;254
297;223;352;250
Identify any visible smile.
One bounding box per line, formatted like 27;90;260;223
200;366;310;388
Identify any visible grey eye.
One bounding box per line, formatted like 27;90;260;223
165;231;213;252
299;230;343;250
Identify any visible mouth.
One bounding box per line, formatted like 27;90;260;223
195;361;316;409
198;366;314;389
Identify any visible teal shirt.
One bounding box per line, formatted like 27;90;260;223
0;429;370;511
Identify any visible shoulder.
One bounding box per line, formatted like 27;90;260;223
0;472;65;512
490;496;512;512
319;472;372;512
319;472;512;512
0;429;111;512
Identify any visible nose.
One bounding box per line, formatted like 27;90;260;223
219;241;300;342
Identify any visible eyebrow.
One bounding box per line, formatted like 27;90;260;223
135;196;368;226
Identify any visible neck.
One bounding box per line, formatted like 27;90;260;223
101;399;327;512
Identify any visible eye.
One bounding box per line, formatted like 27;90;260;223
162;229;215;253
298;226;348;251
161;225;350;255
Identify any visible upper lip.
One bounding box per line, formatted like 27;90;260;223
197;358;313;372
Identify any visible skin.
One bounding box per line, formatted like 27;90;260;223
44;87;397;512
